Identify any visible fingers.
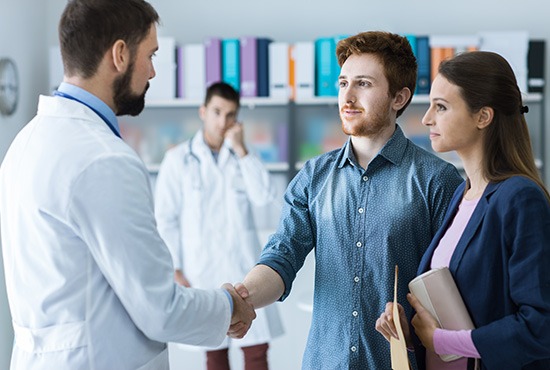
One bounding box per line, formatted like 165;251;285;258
222;283;256;338
375;302;398;342
234;282;249;300
407;293;426;314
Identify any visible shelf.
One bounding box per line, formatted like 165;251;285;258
144;96;290;109
293;92;543;106
146;161;288;174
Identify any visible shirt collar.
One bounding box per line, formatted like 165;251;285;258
337;125;409;169
57;82;120;135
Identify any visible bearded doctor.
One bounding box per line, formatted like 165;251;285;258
0;1;255;369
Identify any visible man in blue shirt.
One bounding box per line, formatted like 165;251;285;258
235;31;463;369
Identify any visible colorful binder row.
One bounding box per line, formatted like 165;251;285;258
145;34;545;102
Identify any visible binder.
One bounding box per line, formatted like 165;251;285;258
222;38;240;93
205;37;222;88
240;36;257;97
183;43;206;100
528;40;546;93
257;38;272;97
315;37;338;96
269;42;290;99
147;37;176;100
416;36;431;95
293;41;315;100
409;267;475;362
176;46;184;98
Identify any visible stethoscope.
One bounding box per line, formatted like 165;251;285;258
53;90;121;139
183;138;238;190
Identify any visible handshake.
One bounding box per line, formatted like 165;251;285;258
222;282;255;339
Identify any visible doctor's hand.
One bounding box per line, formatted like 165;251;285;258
408;293;439;352
375;302;412;348
174;269;191;287
222;283;256;339
225;122;248;158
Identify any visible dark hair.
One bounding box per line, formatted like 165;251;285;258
59;0;159;78
204;82;240;108
439;51;549;202
336;31;417;117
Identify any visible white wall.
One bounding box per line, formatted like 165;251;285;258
0;0;49;367
1;0;549;368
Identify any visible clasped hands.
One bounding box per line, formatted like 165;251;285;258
222;282;254;339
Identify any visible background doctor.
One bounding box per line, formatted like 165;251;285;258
0;1;255;370
155;81;284;370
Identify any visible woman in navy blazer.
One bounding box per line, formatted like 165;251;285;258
376;51;550;370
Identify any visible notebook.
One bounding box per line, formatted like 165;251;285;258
408;267;475;362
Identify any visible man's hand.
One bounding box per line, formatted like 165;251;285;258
222;283;256;339
375;302;412;348
225;122;248;158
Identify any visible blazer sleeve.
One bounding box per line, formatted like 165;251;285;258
472;184;550;368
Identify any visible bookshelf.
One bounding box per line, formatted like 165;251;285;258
125;91;545;182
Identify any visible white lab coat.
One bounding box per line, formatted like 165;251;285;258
0;96;232;370
155;131;284;349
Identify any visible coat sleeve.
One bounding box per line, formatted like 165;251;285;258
154;148;184;270
67;153;231;346
472;184;550;368
238;154;277;207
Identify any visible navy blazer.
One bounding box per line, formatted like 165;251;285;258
414;176;550;370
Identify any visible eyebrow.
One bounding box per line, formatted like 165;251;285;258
432;97;450;104
338;75;376;80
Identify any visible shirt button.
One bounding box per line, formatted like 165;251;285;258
351;346;357;352
358;208;364;214
352;311;358;317
362;176;369;181
356;241;362;248
354;276;360;283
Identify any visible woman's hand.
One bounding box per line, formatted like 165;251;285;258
375;302;412;348
407;293;439;352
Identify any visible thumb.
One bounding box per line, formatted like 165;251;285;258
234;282;249;299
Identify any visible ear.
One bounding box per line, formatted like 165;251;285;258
476;107;494;129
392;87;412;112
111;39;130;73
198;105;206;121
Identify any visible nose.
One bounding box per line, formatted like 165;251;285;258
422;106;433;126
149;63;156;80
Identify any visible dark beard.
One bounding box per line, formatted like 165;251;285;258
113;62;148;116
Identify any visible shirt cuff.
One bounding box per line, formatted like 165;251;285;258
221;289;233;315
434;328;480;358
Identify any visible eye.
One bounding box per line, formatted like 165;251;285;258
358;80;370;87
338;80;347;88
436;103;447;112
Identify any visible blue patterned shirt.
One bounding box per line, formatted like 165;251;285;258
259;125;463;369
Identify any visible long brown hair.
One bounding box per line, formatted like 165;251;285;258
439;51;549;202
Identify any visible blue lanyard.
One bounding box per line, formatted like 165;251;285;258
53;90;121;138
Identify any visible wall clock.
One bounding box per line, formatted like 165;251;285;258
0;58;19;116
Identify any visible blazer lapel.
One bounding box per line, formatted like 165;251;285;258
449;182;501;272
418;183;465;274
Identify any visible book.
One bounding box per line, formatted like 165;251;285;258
416;36;431;95
257;38;272;97
528;40;545;93
183;43;206;100
205;37;222;88
222;38;240;93
147;37;177;100
240;36;257;97
293;41;315;100
315;37;338;96
269;42;290;99
408;267;475;362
